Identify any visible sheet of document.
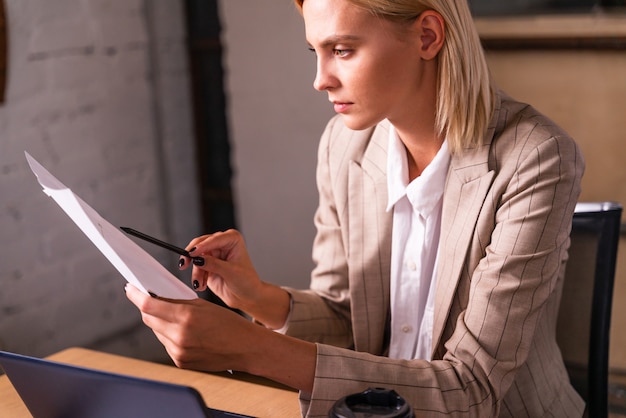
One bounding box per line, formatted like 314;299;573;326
25;152;198;300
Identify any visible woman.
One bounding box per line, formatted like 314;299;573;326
126;0;585;415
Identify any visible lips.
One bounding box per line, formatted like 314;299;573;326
332;101;353;113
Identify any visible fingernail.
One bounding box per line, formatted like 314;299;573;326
193;280;200;289
192;257;205;266
178;258;185;268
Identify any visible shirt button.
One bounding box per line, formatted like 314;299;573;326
401;325;413;333
407;261;417;271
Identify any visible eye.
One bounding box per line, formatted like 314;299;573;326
332;48;350;58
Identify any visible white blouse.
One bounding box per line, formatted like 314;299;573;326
386;126;450;360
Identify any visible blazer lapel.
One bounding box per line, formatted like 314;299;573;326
431;157;494;354
431;93;504;356
347;122;392;354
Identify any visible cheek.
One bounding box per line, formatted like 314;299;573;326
361;51;416;97
343;63;393;103
358;67;407;110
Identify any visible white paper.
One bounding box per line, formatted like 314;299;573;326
25;151;198;300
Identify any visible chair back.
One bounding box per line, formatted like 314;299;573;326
557;201;622;418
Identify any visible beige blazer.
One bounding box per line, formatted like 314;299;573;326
283;91;586;417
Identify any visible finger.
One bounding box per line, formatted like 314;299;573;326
125;283;152;308
185;235;210;254
178;256;191;271
125;284;191;319
191;268;209;292
179;254;205;271
194;254;237;282
178;235;211;271
151;328;176;352
188;230;240;259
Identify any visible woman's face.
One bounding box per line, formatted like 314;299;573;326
303;0;428;131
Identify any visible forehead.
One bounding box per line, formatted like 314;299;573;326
302;0;389;45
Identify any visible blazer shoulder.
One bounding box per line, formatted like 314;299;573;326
496;94;576;145
490;94;583;162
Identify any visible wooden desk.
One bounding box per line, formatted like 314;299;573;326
0;347;300;417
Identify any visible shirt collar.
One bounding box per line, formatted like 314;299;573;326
386;125;450;215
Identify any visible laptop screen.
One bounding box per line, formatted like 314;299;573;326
0;350;253;418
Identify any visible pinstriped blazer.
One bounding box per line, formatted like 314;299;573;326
282;91;586;417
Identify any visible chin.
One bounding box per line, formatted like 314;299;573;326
340;114;381;131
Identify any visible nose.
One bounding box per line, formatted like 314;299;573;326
313;57;337;91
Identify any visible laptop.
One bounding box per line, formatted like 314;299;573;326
0;350;254;418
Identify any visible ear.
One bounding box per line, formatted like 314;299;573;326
415;10;445;60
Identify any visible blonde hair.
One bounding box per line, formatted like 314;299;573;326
294;0;494;153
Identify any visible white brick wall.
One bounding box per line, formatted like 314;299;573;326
0;0;200;361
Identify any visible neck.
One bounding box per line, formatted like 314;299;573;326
394;117;443;181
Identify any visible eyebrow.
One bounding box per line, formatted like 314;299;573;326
307;34;363;49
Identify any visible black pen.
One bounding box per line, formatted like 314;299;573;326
120;227;203;262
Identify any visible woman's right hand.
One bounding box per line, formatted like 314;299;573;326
179;229;291;329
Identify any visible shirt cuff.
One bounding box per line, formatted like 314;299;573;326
271;291;294;333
